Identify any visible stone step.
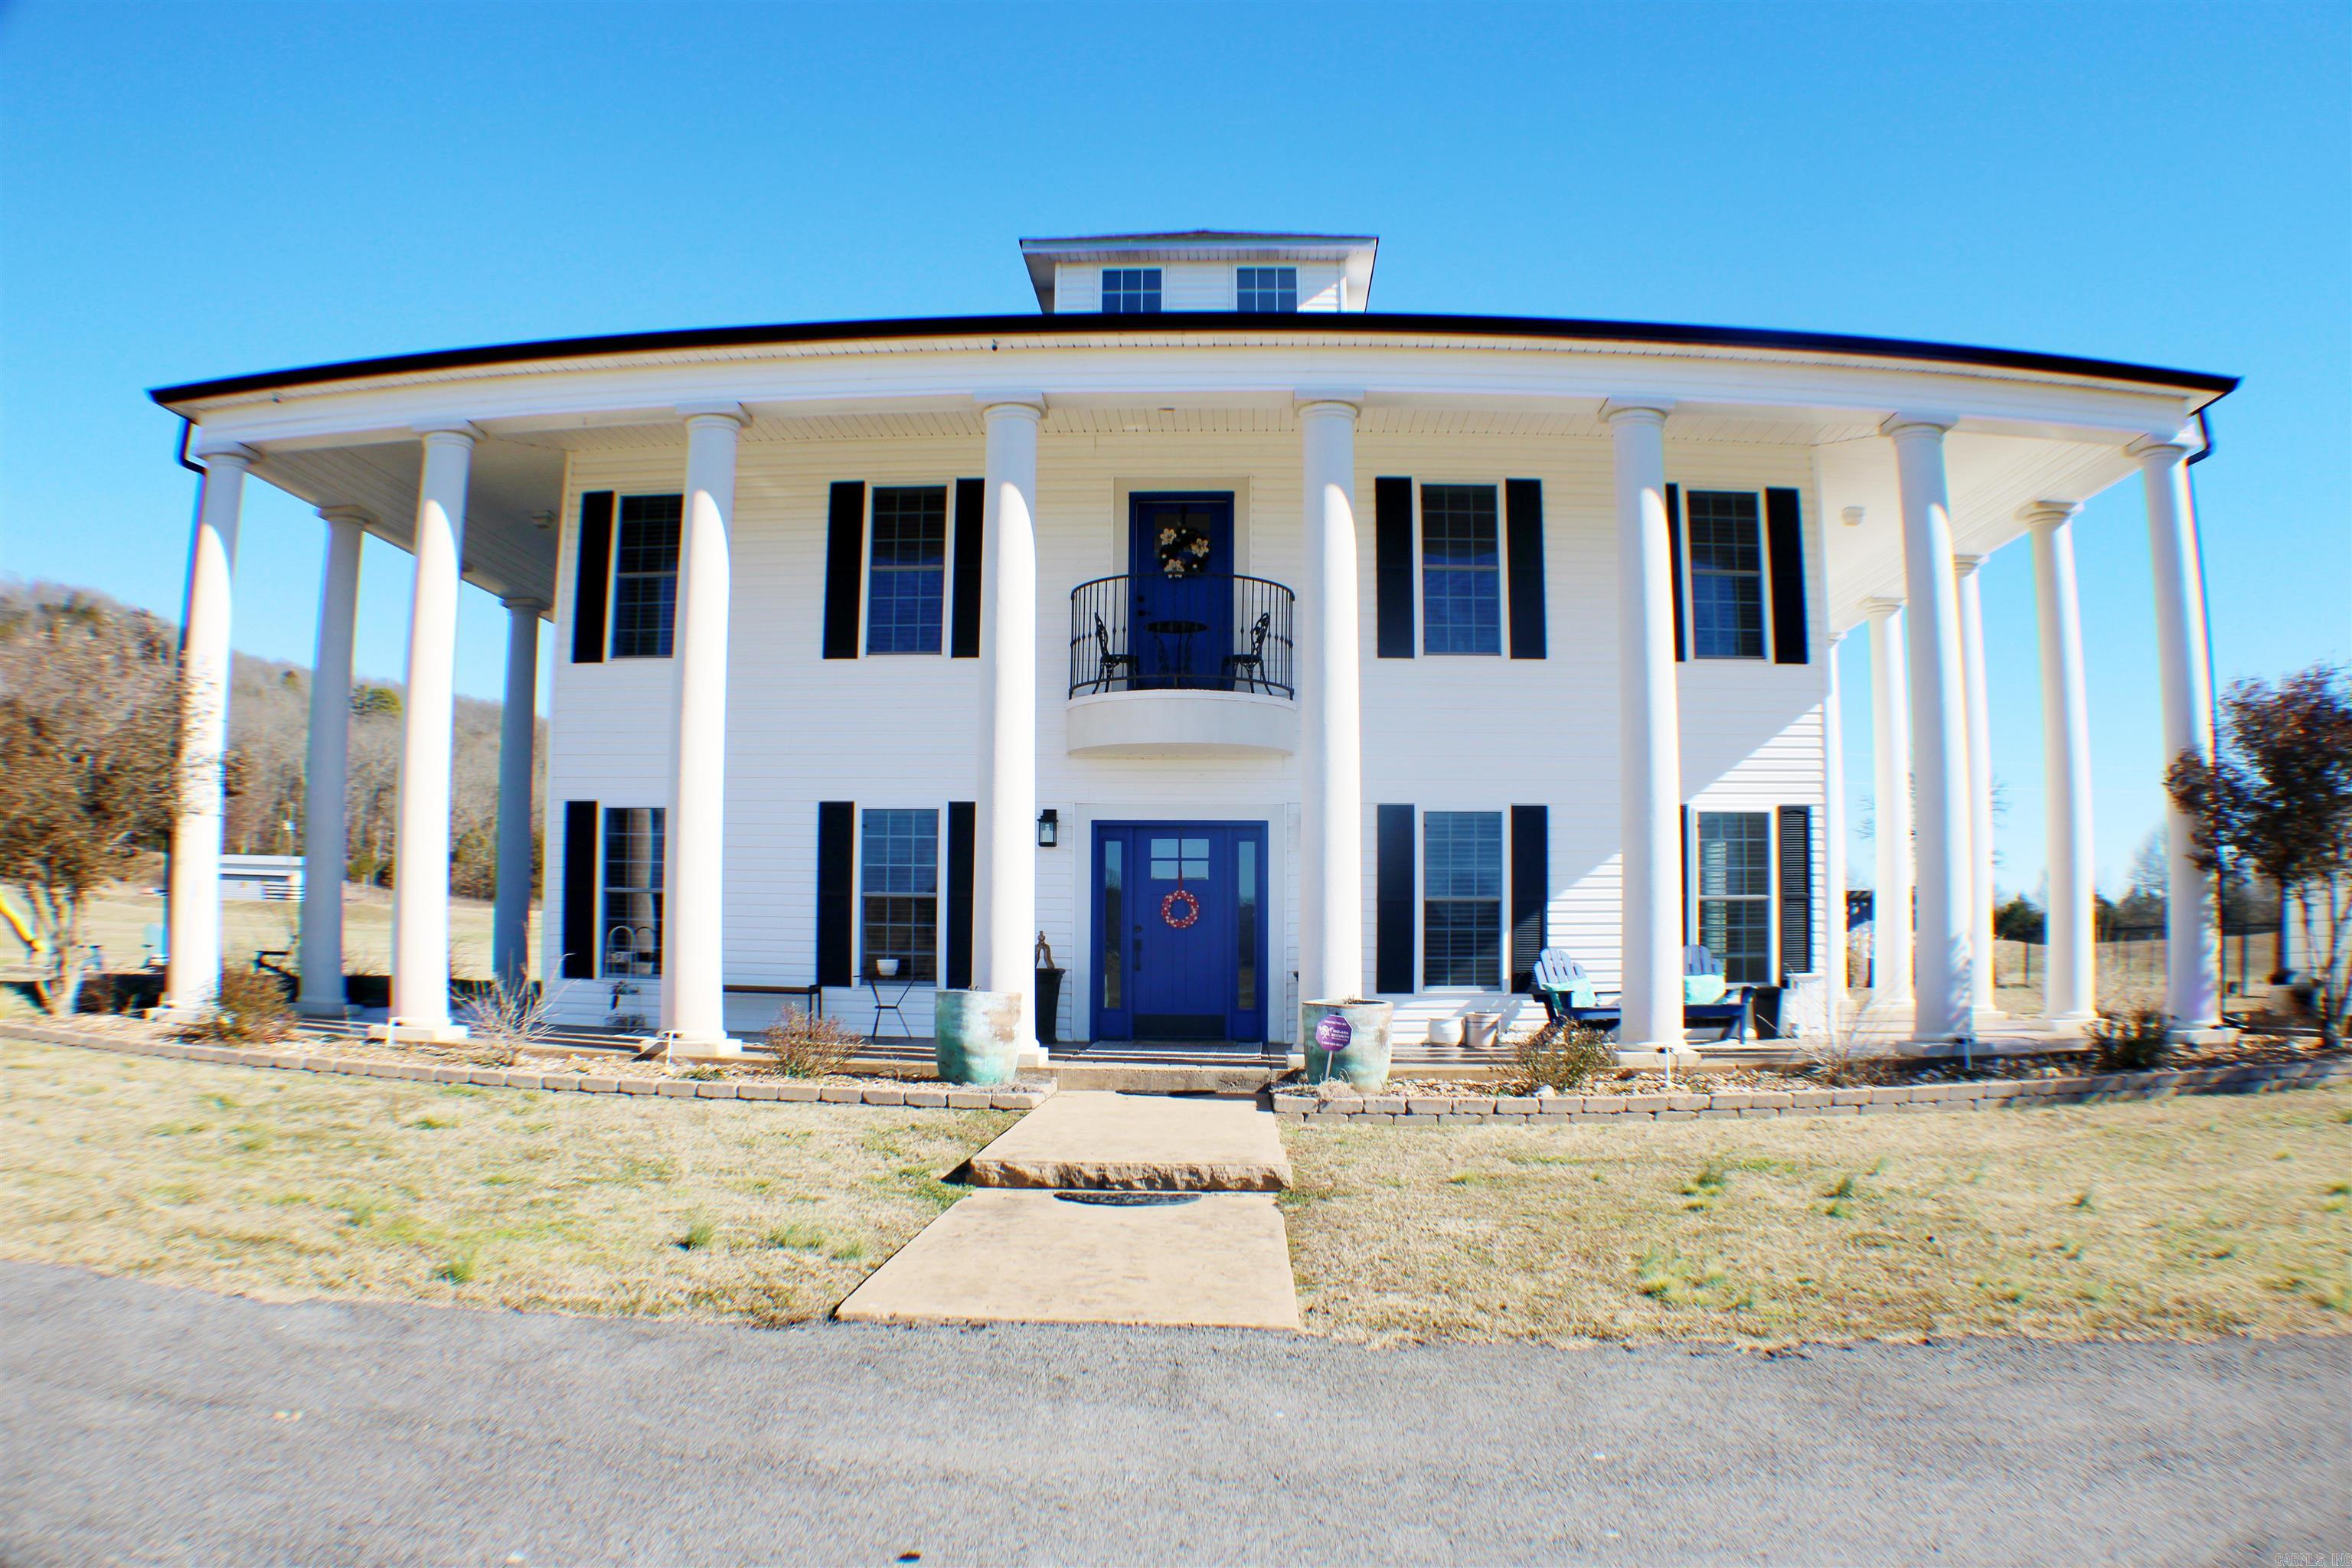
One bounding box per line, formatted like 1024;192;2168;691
956;1089;1292;1191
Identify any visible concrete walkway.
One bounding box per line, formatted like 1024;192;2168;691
8;1263;2344;1567
844;1090;1302;1330
838;1190;1299;1329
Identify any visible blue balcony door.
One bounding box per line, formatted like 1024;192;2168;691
1091;821;1269;1043
1128;493;1233;689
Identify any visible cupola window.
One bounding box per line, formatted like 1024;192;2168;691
1100;268;1161;313
1236;266;1298;312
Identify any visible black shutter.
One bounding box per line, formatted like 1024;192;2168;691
570;492;612;664
816;801;855;986
1375;804;1416;994
1778;805;1815;977
822;482;865;660
1664;482;1687;663
1510;804;1547;991
946;801;975;989
1375;476;1415;658
1766;488;1808;665
560;799;598;978
1504;479;1547;660
1680;804;1692;947
949;477;985;659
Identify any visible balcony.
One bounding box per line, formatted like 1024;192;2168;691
1066;573;1298;758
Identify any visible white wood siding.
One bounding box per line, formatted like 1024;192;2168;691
541;430;1831;1041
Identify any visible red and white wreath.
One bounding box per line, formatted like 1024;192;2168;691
1160;887;1200;929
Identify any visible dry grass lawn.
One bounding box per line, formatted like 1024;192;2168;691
0;1040;1011;1324
1282;1087;2352;1346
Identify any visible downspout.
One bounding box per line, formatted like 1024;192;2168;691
2184;408;2227;983
165;416;207;969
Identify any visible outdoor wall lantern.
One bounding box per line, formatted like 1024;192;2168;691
1037;809;1060;848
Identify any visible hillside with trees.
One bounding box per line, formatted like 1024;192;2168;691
2;579;541;902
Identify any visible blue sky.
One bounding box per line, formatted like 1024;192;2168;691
4;2;2345;901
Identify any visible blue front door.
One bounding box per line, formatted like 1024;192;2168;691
1128;493;1233;689
1091;821;1268;1042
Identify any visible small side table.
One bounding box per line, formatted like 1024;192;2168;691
866;972;916;1041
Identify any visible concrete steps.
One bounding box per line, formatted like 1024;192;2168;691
836;1089;1302;1331
956;1089;1292;1191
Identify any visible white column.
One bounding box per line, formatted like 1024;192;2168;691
2025;501;2096;1024
1823;631;1850;1022
1883;417;1976;1040
658;406;744;1047
296;508;366;1014
1603;400;1684;1050
1955;554;1997;1012
1865;599;1914;1000
387;423;477;1037
492;596;544;992
1298;393;1364;1005
2129;434;2221;1029
159;443;256;1017
975;394;1043;1047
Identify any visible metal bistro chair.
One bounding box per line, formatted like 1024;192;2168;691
1093;612;1138;692
1221;611;1272;693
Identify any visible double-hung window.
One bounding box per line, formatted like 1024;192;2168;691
865;486;947;654
1236;266;1298;312
610;494;683;658
602;806;664;976
1695;811;1772;982
1100;267;1161;313
1685;491;1766;659
1421;484;1501;655
1423;812;1503;988
861;808;939;982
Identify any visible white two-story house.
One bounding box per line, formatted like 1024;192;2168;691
149;230;2236;1055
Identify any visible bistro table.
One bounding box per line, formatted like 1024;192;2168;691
1144;618;1207;685
865;969;916;1041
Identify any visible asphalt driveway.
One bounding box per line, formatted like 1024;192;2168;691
4;1261;2345;1566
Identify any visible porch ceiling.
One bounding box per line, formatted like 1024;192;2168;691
253;436;564;611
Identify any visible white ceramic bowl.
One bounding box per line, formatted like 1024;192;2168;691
875;959;900;978
1426;1018;1465;1047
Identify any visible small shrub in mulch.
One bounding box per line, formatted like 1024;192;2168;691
1501;1021;1615;1094
178;968;296;1045
2087;1004;2171;1072
761;1008;864;1079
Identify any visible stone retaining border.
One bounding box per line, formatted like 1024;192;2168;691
1273;1058;2352;1125
0;1022;1053;1112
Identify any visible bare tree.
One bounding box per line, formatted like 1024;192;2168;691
2167;664;2352;1040
0;586;185;1014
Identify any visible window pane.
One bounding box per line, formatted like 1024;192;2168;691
602;805;664;977
861;808;939;982
1236;265;1298;312
1424;812;1503;987
610;495;681;658
1696;810;1772;982
1236;839;1258;1011
1686;491;1766;659
1697;812;1771;897
1102;266;1161;313
1103;839;1122;1010
865;486;947;654
1420;484;1501;655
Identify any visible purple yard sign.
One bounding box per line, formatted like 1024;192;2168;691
1314;1013;1352;1051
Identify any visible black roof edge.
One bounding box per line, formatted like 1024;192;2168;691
148;311;2239;407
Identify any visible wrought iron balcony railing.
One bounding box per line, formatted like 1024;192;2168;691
1068;573;1296;699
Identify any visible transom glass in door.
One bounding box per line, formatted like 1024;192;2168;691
1127;494;1233;688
